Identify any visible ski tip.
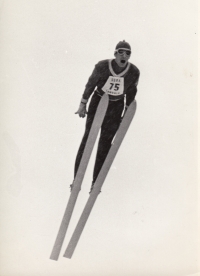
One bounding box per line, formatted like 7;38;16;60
128;100;137;113
132;100;137;113
102;93;109;102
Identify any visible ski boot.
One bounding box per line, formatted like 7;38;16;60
89;183;94;194
89;182;101;194
69;183;74;192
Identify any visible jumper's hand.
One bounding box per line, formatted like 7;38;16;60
75;103;88;118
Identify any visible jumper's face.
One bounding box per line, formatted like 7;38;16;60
114;48;131;67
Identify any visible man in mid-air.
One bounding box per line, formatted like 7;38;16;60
72;40;140;192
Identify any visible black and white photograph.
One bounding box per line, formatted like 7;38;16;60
0;0;199;275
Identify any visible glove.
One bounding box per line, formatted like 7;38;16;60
75;103;88;118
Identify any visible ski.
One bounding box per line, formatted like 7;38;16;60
50;93;109;261
63;100;137;259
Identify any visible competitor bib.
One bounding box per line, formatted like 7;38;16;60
101;76;124;96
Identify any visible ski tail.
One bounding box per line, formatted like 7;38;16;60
50;94;109;261
63;100;137;259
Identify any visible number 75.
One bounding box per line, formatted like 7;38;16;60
109;83;120;91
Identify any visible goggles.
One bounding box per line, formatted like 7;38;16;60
115;48;131;56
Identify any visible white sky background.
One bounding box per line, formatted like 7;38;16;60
0;0;198;275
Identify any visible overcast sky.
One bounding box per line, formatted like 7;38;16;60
0;1;198;275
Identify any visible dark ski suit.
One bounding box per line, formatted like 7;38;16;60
74;59;140;183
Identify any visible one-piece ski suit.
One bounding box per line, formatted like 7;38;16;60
74;59;140;183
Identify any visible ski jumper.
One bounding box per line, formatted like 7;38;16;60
74;59;140;183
